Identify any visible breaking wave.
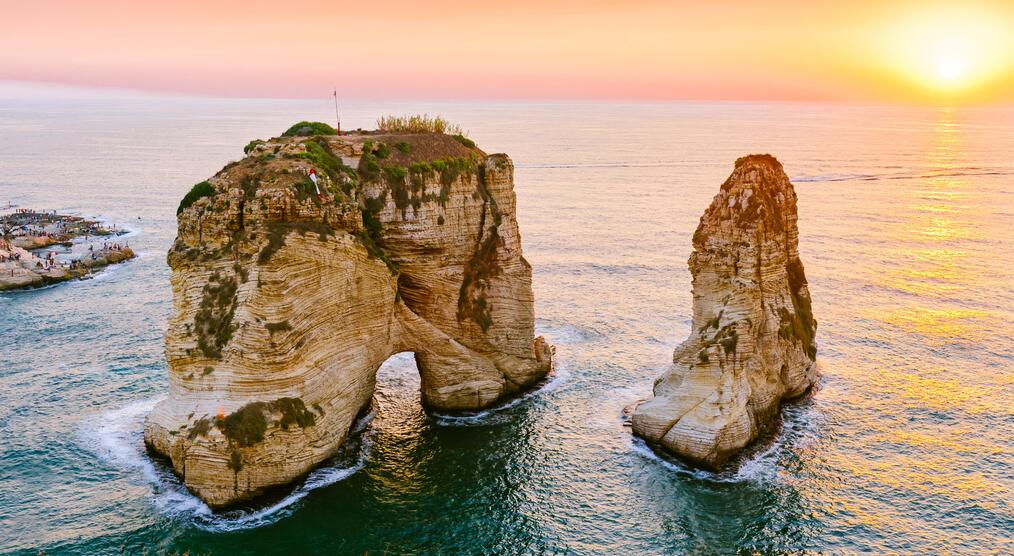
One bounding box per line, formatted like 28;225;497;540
628;401;822;484
83;395;372;532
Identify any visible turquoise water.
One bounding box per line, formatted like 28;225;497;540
1;100;1012;555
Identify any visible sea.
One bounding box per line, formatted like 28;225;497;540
0;98;1011;555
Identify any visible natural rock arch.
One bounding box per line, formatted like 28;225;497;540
144;131;552;508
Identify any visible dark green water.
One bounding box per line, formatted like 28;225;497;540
1;100;1011;555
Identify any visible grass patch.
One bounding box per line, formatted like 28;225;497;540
243;139;265;154
451;134;475;148
177;181;215;215
394;141;411;154
281;121;337;137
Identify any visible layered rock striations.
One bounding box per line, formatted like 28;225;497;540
144;127;552;507
632;154;817;469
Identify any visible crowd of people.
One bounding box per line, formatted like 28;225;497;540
3;209;113;242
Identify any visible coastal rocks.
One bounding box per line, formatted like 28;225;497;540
144;127;553;508
632;154;817;470
0;211;134;291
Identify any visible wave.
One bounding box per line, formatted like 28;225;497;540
82;395;373;531
628;401;821;484
517;161;690;170
76;259;128;284
430;366;571;426
535;322;599;346
793;167;1014;183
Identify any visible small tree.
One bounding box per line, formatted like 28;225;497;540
0;216;25;242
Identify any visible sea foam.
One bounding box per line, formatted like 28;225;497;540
83;395;373;531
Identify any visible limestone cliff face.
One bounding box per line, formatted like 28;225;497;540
144;131;552;508
632;155;817;469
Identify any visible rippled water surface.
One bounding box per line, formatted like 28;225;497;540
1;100;1012;555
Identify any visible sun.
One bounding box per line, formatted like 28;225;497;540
872;5;1014;100
936;56;964;82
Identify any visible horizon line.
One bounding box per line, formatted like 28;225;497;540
2;80;1011;108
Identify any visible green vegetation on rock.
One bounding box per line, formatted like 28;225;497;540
177;181;215;215
376;114;462;134
451;134;475;148
212;397;317;447
243;139;265;154
358;193;397;274
194;271;238;359
782;258;817;360
281;121;337;137
187;417;212;440
217;402;268;447
457;171;502;332
257;221;333;264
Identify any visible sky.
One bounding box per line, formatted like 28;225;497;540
2;0;1013;103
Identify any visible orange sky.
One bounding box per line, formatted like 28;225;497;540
2;0;1013;102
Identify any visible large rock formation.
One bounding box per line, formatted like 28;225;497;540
632;154;817;470
144;127;552;508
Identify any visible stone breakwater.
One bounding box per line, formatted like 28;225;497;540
144;127;553;508
632;154;818;470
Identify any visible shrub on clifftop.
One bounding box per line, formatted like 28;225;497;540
376;114;463;134
177;181;215;214
281;121;338;137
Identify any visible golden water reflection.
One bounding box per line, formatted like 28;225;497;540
877;108;986;325
877;306;992;341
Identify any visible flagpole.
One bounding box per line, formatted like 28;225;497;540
333;89;340;136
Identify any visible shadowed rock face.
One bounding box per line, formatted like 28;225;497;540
632;154;817;470
144;131;552;508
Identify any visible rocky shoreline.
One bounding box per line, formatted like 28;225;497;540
0;209;135;291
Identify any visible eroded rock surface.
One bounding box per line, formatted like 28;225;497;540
632;154;817;469
144;129;552;507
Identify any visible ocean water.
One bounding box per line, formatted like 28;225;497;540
0;99;1012;555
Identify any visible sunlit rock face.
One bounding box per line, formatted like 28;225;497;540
632;154;818;469
143;131;552;508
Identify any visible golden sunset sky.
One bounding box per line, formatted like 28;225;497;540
3;0;1013;102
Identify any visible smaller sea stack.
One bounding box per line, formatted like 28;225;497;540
632;154;818;470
